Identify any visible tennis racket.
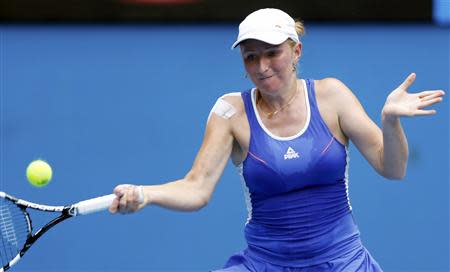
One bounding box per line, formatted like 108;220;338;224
0;191;117;271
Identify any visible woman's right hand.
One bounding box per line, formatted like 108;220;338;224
109;184;146;214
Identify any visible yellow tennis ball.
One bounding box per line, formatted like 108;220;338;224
26;160;52;187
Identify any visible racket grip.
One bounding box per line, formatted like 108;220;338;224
75;194;116;215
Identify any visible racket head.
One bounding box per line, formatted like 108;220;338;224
0;191;112;271
0;195;32;270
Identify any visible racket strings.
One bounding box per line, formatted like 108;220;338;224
0;199;29;267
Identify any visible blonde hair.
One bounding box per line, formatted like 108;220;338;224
288;20;305;47
295;20;306;37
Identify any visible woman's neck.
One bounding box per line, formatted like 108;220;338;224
257;78;300;118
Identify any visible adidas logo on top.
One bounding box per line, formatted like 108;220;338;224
284;147;299;160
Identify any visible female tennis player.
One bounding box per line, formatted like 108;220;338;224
109;8;445;271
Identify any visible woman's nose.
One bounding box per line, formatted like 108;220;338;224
256;56;270;73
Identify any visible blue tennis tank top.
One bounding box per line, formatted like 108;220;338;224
238;79;363;267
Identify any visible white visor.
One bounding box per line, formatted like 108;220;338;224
231;8;300;49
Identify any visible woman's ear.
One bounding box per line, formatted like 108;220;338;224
295;42;302;62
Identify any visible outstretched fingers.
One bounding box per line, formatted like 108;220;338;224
416;89;445;112
418;90;445;100
418;96;444;109
415;109;437;116
398;73;416;90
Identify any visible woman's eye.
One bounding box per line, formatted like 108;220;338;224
267;50;278;57
245;55;255;61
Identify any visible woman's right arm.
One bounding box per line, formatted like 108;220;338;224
109;107;235;214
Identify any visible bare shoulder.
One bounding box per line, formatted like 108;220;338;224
214;92;249;164
311;78;367;146
314;78;353;99
314;78;361;110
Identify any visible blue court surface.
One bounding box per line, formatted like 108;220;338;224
0;23;449;271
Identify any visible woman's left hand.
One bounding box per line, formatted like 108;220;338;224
382;73;445;119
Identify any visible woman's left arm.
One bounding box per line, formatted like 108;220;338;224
330;73;445;180
380;73;445;178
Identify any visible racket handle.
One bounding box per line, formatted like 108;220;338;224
75;194;116;215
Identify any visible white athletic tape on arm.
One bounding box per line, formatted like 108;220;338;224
207;93;240;122
213;98;236;119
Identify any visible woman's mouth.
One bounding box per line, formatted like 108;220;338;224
259;75;274;80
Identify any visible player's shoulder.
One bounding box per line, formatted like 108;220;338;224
313;78;361;113
207;91;246;124
315;77;349;92
314;77;355;100
219;92;242;102
217;92;245;113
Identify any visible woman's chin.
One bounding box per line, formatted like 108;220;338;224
257;82;282;94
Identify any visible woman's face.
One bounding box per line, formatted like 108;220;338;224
240;39;301;94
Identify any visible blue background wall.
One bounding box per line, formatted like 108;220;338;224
1;24;449;271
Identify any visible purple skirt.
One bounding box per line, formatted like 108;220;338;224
212;247;383;272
